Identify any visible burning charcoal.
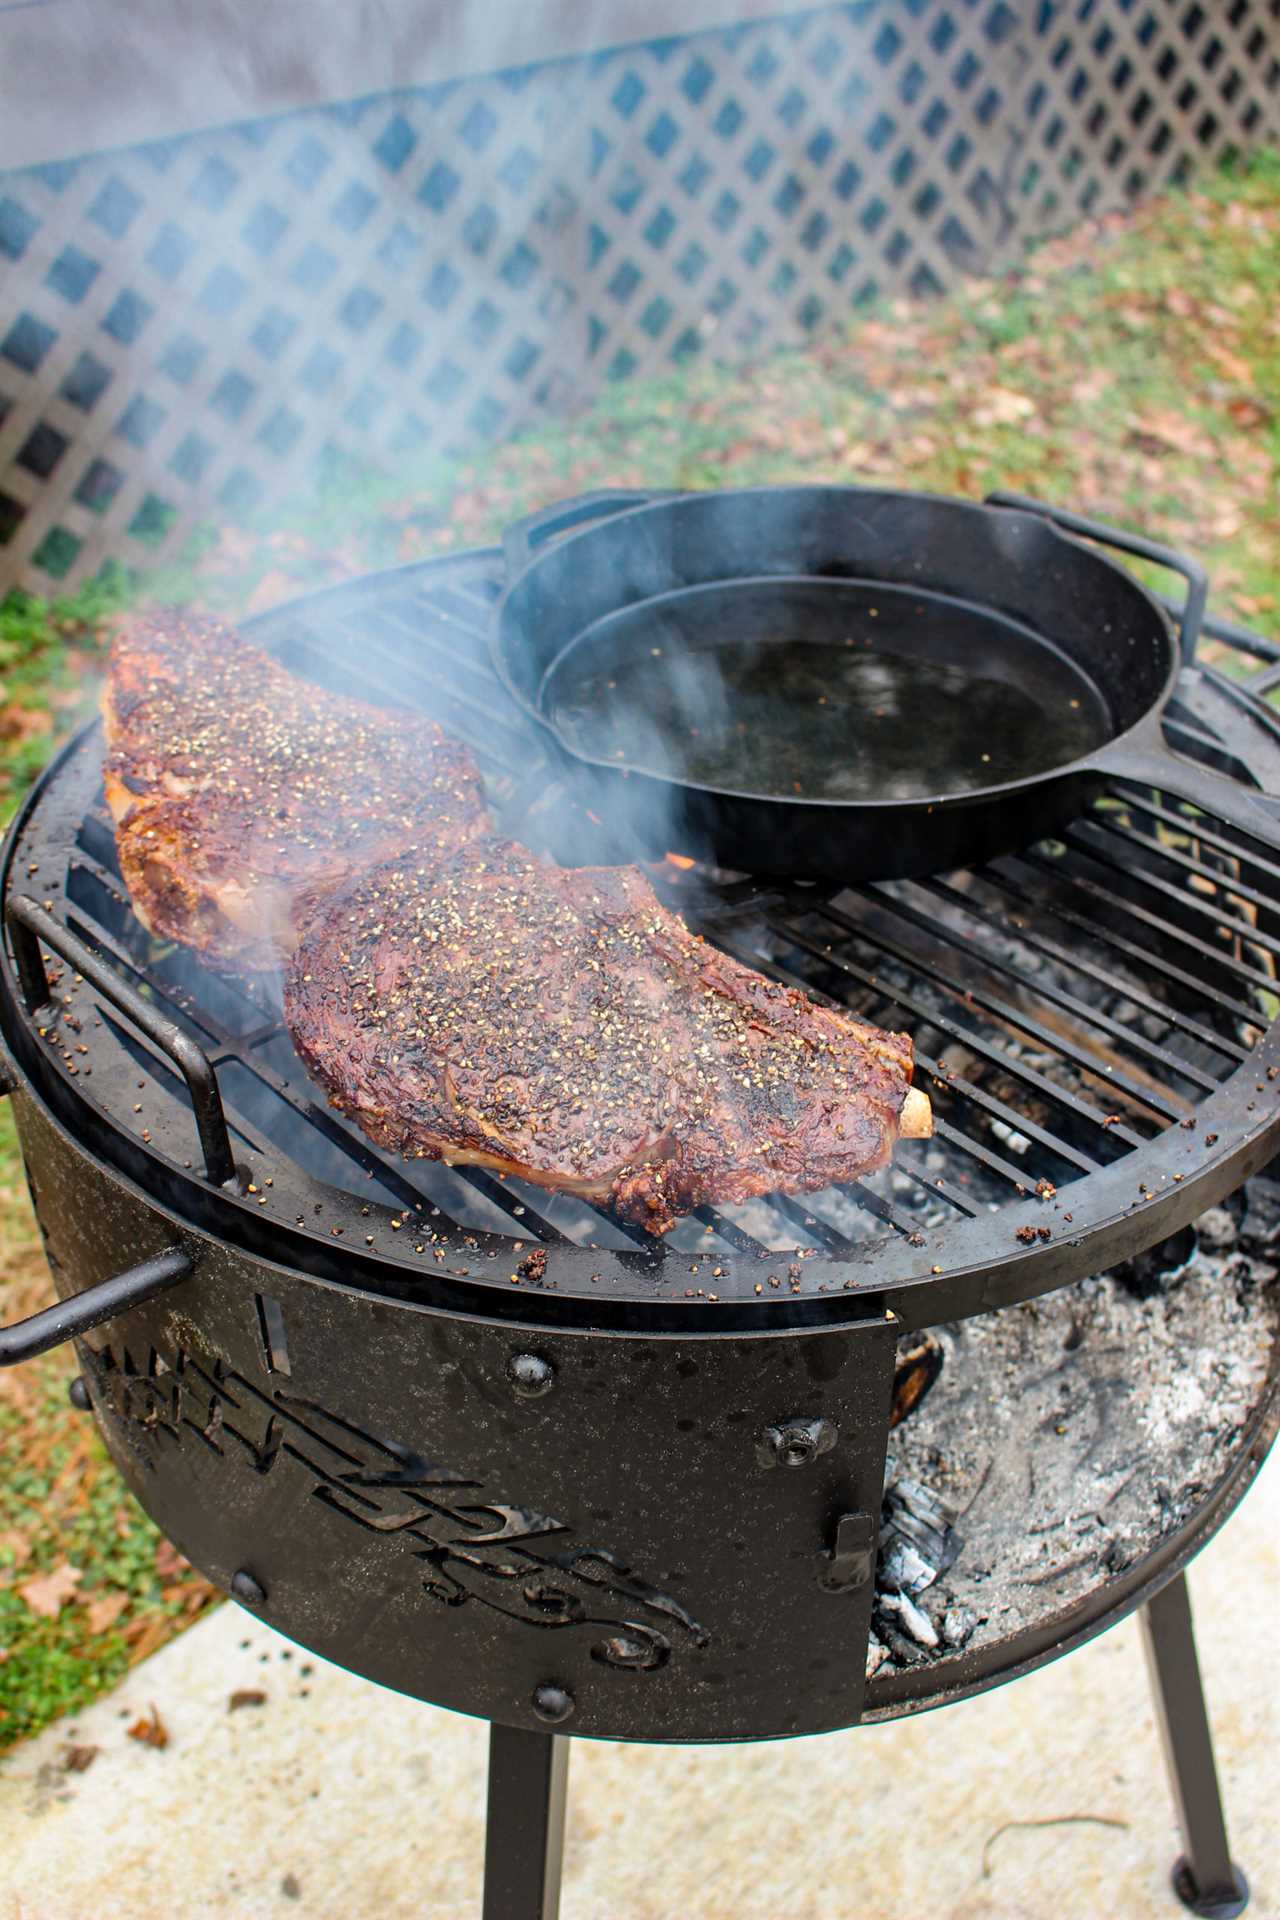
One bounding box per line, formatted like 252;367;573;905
877;1589;939;1649
1111;1224;1198;1299
865;1634;891;1681
942;1604;978;1650
881;1477;961;1581
879;1538;938;1597
890;1330;944;1430
872;1617;929;1667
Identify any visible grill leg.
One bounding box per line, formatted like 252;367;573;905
482;1724;570;1920
1140;1572;1249;1918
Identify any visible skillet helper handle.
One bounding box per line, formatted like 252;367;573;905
0;1246;193;1367
1087;735;1280;849
503;489;683;580
984;490;1208;668
5;895;238;1190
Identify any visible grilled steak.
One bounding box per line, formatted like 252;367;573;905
102;610;488;971
286;837;931;1233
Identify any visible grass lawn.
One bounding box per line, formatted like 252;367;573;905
1;150;1277;1750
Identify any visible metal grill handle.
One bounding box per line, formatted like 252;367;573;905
984;490;1208;667
5;895;238;1189
0;1247;193;1367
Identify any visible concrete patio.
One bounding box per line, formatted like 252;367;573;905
0;1448;1274;1920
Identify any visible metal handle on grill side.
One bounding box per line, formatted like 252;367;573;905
4;895;239;1189
0;1246;194;1366
1155;600;1280;667
503;489;684;581
984;490;1208;667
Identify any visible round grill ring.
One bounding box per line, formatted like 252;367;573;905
0;546;1278;1332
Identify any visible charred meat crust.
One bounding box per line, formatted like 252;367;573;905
285;836;919;1233
102;609;489;972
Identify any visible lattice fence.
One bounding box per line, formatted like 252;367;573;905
1;0;1278;594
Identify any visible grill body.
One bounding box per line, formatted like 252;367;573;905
12;1081;1280;1742
1;520;1279;1747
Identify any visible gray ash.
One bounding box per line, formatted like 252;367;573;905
869;1179;1278;1676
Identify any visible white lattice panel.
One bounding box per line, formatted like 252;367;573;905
1;0;1277;592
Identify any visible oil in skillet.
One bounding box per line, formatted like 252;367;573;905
546;579;1111;801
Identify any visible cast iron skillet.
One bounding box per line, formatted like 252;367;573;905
491;485;1280;880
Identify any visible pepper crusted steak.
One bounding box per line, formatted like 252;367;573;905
285;837;932;1233
102;610;489;971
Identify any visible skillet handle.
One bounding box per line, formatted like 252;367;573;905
503;489;682;581
1086;735;1280;849
5;895;239;1190
0;1247;193;1367
984;490;1207;668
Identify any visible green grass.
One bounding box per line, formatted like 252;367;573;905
0;1103;216;1746
0;148;1277;1749
0;566;134;817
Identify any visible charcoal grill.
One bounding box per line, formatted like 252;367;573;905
0;494;1278;1920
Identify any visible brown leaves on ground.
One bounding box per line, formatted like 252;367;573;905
0;1527;33;1569
228;1689;267;1711
17;1561;82;1619
127;1705;169;1749
62;1744;99;1773
153;1537;188;1580
84;1590;130;1635
971;387;1037;427
0;705;53;747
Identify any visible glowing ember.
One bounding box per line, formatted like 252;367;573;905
665;852;696;871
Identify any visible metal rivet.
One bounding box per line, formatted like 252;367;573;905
67;1375;91;1411
507;1352;555;1398
231;1569;267;1608
531;1683;575;1724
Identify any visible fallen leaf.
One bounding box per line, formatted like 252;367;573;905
127;1705;169;1750
1128;411;1214;459
974;387;1036;425
1226;397;1270;430
85;1591;130;1635
0;1529;32;1569
0;705;53;746
228;1689;268;1711
1206;343;1255;383
153;1539;188;1579
62;1745;98;1773
18;1562;83;1619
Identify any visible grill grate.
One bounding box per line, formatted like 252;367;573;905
7;549;1280;1314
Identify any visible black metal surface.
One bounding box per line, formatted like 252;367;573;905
491;486;1280;882
986;492;1209;665
0;1245;192;1365
1141;1574;1251;1919
483;1727;570;1920
13;1083;909;1742
6;893;238;1189
1;539;1278;1334
5;1075;1277;1746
